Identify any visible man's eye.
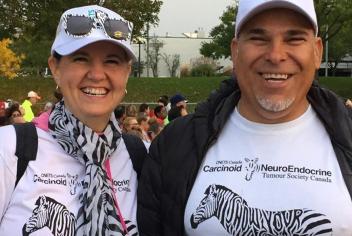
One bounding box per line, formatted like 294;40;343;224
288;38;306;44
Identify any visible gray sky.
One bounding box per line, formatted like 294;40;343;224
151;0;234;37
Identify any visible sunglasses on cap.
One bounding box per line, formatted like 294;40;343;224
63;10;132;41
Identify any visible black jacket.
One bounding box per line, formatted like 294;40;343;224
137;78;352;236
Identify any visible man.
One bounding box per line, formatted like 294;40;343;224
21;91;41;122
137;1;352;235
170;93;188;109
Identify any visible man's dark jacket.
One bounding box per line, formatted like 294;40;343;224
137;78;352;236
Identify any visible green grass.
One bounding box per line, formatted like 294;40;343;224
1;76;352;113
318;77;352;99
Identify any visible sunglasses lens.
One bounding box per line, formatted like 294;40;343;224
66;16;93;36
104;19;130;40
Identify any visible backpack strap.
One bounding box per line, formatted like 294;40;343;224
13;122;38;186
122;133;147;180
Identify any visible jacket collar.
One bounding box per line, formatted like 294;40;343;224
194;78;352;167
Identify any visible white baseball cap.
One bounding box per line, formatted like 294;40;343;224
235;0;318;38
28;91;41;100
51;5;136;61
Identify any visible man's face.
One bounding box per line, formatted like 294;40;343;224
232;8;323;123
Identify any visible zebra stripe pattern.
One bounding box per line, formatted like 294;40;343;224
190;184;332;235
49;101;132;235
22;196;75;236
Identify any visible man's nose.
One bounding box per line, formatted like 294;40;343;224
264;40;288;64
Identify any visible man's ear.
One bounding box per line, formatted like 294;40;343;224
48;56;61;86
231;38;239;72
314;37;323;69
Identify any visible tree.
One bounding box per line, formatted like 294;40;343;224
0;39;24;79
0;0;162;75
146;37;163;77
326;23;352;76
200;0;352;60
200;5;236;60
162;53;180;77
0;0;162;39
315;0;352;43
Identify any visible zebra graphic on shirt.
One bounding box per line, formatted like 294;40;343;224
190;184;332;235
22;195;75;236
244;158;260;181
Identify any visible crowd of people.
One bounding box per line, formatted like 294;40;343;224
1;1;352;235
0;92;189;149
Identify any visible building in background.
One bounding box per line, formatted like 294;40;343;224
131;30;232;78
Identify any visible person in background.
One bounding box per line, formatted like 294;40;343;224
21;91;41;122
137;0;352;235
126;104;138;117
147;118;162;142
5;102;25;125
0;101;7;126
137;112;151;144
32;102;54;131
123;116;140;133
346;98;352;109
0;5;146;235
153;105;167;127
114;104;127;129
157;95;170;112
167;105;188;122
139;103;150;117
170;93;188;110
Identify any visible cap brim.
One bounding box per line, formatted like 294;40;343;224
53;37;137;62
236;1;318;38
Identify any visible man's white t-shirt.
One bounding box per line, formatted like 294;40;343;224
185;106;352;236
0;126;138;235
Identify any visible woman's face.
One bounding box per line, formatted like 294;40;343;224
49;41;131;131
10;110;25;124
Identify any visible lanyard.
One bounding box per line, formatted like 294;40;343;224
105;159;128;234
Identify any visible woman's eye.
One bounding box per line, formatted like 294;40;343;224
73;56;88;62
249;36;267;42
106;58;123;65
106;59;120;64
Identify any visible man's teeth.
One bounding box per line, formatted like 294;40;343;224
262;73;289;80
82;88;107;96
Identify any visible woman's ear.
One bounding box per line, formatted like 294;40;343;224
48;56;61;86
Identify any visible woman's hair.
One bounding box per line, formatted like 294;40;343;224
139;103;149;113
114;105;126;119
126;104;137;117
136;112;148;124
153;105;163;117
5;102;21;119
53;51;63;61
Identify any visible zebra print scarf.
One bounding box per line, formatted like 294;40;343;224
49;100;125;235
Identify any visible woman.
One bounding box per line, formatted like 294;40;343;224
0;5;146;235
5;102;25;124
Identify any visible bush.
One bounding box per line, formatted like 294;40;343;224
190;64;215;77
180;65;190;77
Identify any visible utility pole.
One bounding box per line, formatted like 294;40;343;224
146;23;150;77
325;25;329;77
